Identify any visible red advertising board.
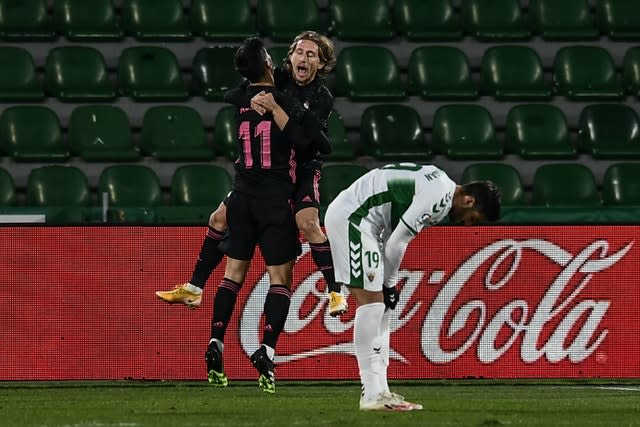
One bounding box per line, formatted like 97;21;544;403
0;226;638;380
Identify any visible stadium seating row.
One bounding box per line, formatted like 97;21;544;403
0;162;638;224
2;0;640;42
3;44;640;102
1;103;638;163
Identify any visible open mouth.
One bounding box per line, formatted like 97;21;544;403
296;65;309;78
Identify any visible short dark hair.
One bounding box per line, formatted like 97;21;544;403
461;181;502;222
235;37;269;82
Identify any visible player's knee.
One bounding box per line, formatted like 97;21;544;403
209;207;228;231
297;217;322;240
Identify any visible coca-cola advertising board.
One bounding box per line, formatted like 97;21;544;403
0;226;638;380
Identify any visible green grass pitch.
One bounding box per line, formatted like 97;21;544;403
1;380;639;426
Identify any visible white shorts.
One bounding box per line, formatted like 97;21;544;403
325;200;384;292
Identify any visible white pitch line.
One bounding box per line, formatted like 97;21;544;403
597;386;640;392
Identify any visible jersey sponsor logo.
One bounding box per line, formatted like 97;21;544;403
423;169;441;181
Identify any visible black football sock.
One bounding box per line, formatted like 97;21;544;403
210;278;242;342
262;284;291;350
309;240;340;293
190;227;226;289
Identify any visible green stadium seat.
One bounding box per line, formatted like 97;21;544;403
329;0;394;41
99;165;162;223
68;105;140;161
505;104;576;159
0;0;55;40
267;46;290;69
122;0;191;40
461;0;530;40
623;47;640;96
320;164;369;208
532;164;601;207
408;46;477;99
45;46;115;101
26;165;90;223
324;110;356;161
481;46;551;100
171;165;232;206
213;106;240;161
0;47;44;101
334;46;405;100
257;0;320;42
0;167;16;206
192;47;244;101
53;0;123;40
26;165;90;207
553;46;623;99
394;0;462;41
529;0;598;40
191;0;256;41
597;0;640;40
461;163;525;205
118;47;188;100
141;106;213;161
602;163;640;205
360;104;430;161
431;105;502;159
0;106;69;162
577;104;640;159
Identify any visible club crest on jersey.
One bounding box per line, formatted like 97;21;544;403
367;271;376;282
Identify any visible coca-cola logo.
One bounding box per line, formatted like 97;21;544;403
240;239;633;366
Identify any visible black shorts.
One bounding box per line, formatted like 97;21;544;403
294;165;321;213
225;191;299;266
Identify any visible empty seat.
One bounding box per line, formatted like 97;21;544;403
462;163;524;205
360;104;430;160
191;0;256;41
0;167;16;206
141;106;213;161
320;164;369;208
329;0;394;41
408;46;477;99
171;165;232;206
324;110;356;161
505;104;576;159
0;106;69;162
432;105;502;159
0;47;44;101
461;0;530;40
481;46;551;99
53;0;123;40
45;46;115;101
213;106;240;161
577;104;640;159
602;163;640;205
99;165;162;206
597;0;640;40
623;47;640;96
0;0;55;40
122;0;191;40
334;46;405;100
68;105;140;161
553;46;623;99
394;0;462;41
118;47;188;100
529;0;598;40
26;165;89;207
192;47;245;101
532;164;600;207
257;0;320;42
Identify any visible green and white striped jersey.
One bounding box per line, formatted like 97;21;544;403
332;163;457;236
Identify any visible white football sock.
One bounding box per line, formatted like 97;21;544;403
378;308;391;394
184;283;203;294
354;302;385;402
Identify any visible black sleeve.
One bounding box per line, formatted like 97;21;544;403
274;90;314;152
302;86;333;154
